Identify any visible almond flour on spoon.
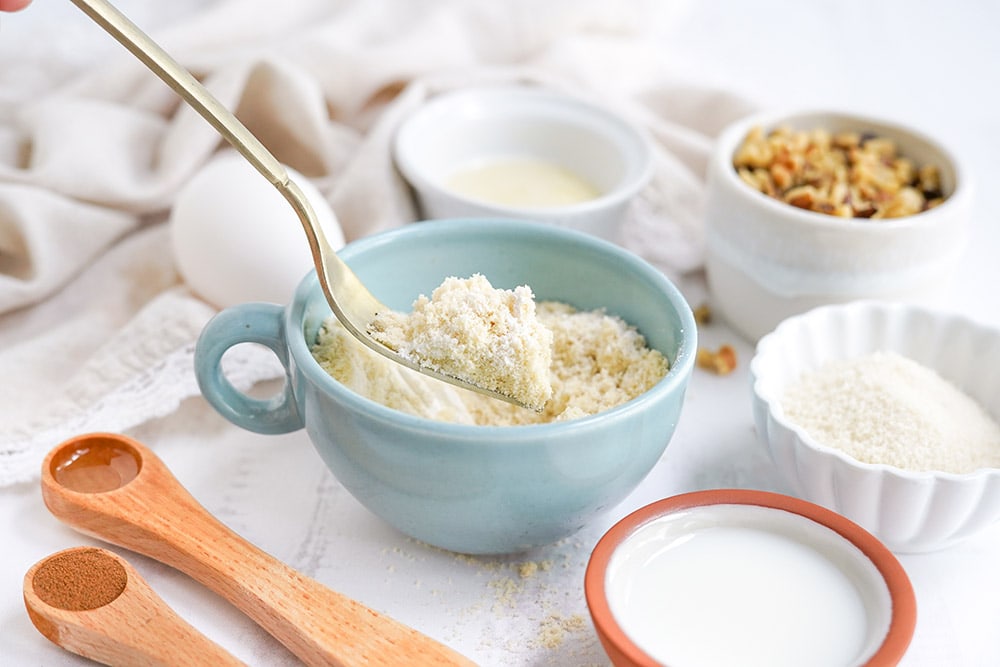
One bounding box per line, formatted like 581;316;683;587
367;274;554;411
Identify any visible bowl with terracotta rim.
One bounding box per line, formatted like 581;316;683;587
585;489;916;667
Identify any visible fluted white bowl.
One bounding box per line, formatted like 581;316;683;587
751;301;1000;553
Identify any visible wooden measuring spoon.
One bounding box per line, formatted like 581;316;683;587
24;546;243;666
41;433;475;667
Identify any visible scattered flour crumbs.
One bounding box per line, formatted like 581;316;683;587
782;350;1000;473
316;275;667;425
377;537;601;663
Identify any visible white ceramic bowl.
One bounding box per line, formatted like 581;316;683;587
751;300;1000;553
393;85;652;242
585;489;916;667
705;109;972;342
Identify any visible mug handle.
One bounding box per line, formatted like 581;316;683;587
194;303;304;434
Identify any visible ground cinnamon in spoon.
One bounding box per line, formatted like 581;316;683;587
33;548;128;611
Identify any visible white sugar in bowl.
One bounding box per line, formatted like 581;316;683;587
751;300;1000;553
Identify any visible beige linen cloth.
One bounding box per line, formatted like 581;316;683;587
0;0;753;486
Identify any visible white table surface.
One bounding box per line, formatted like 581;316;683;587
3;1;1000;665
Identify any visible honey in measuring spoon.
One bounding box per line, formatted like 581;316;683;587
51;437;141;493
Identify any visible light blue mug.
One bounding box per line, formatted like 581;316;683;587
195;219;697;554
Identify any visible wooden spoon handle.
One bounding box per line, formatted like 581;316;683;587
41;436;474;667
24;546;244;667
155;495;471;667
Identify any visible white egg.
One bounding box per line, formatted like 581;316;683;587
170;150;345;308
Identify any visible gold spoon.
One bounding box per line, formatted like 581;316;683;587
68;0;530;409
24;546;244;666
41;432;476;667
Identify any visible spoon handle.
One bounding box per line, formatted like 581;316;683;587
69;0;533;410
68;0;285;185
67;0;385;338
24;547;244;667
41;436;474;667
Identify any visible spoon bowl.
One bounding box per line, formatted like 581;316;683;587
41;432;473;667
68;0;531;409
24;546;243;666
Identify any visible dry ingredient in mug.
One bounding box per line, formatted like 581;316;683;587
782;351;1000;473
316;297;667;425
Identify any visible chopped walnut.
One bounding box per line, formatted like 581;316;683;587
693;303;712;325
697;345;738;375
733;125;946;219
